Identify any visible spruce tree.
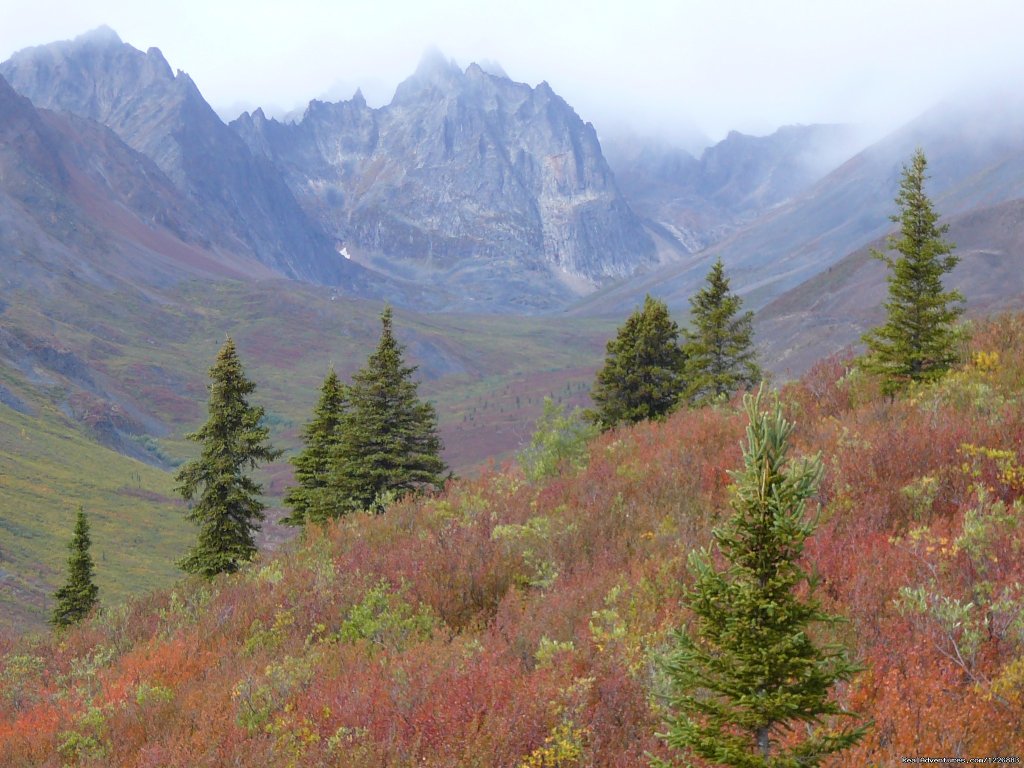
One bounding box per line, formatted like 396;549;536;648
590;295;685;431
282;368;348;526
176;338;281;577
656;388;866;767
51;507;99;629
332;307;446;514
682;258;760;406
861;148;963;395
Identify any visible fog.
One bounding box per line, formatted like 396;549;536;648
2;0;1023;146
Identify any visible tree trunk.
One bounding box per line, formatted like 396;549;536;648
757;725;770;759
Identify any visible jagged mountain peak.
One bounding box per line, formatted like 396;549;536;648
392;48;466;104
2;31;653;311
1;30;190;130
474;59;509;80
393;51;521;104
7;26;173;82
414;46;462;78
232;56;655;310
464;62;489;81
64;24;123;49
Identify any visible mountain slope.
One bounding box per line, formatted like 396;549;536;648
756;196;1024;375
0;52;617;632
0;400;192;631
0;268;613;631
0;70;282;290
5;318;1024;762
604;123;863;255
576;91;1024;318
0;27;365;288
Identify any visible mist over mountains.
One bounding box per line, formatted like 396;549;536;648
2;30;661;312
0;26;1022;441
578;91;1024;325
0;27;371;290
0;26;916;317
603;123;867;255
1;26;1023;360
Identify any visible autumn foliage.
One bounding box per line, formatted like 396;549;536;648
3;314;1024;765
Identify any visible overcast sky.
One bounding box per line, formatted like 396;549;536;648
1;0;1022;146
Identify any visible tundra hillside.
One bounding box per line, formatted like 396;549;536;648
2;313;1023;765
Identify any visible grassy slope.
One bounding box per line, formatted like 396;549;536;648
0;403;191;629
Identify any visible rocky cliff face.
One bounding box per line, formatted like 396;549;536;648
232;52;655;301
0;27;360;288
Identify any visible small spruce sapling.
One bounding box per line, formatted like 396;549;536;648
655;387;867;766
51;507;100;629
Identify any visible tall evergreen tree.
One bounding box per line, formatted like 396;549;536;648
861;149;963;395
176;338;281;577
282;368;348;526
590;295;685;431
682;258;760;406
51;507;100;629
656;388;866;767
332;307;446;514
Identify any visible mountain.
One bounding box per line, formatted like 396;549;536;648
603;124;864;255
0;59;618;631
0;27;367;289
231;51;656;311
6;26;1024;637
0;67;283;463
577;91;1024;318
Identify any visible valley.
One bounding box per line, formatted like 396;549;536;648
0;272;613;628
1;24;1023;665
